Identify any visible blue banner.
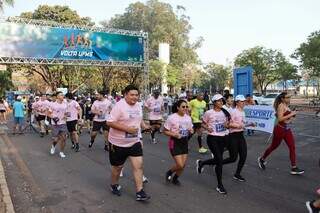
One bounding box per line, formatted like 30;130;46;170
0;22;144;62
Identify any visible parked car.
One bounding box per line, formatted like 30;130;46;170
260;93;280;106
253;94;264;105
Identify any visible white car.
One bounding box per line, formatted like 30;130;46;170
260;93;279;106
253;95;264;105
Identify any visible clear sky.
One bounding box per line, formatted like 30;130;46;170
1;0;319;65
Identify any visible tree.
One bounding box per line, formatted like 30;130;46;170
202;63;231;93
149;60;165;89
293;31;320;77
102;0;202;80
0;70;13;96
235;46;282;95
0;0;14;11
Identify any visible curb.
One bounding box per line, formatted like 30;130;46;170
0;137;15;213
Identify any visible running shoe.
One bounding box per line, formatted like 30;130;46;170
75;143;80;152
71;142;75;149
306;200;320;213
40;132;44;138
136;189;151;201
199;147;208;154
143;175;149;184
104;144;109;152
50;145;55;155
172;178;181;186
216;185;227;194
196;159;204;174
233;174;246;182
165;171;172;182
290;167;304;175
59;152;66;158
257;157;266;170
152;138;157;144
110;184;121;196
88;141;94;148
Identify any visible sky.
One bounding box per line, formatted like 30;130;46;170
1;0;320;65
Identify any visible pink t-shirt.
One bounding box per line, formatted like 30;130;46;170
66;100;81;122
48;101;68;125
107;99;142;147
145;96;164;120
229;108;246;133
33;100;50;115
164;113;193;138
202;109;229;136
92;99;112;122
0;103;6;110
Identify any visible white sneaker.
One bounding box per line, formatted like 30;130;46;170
143;175;148;183
50;145;55;155
59;152;66;158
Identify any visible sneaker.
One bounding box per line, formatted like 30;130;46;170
196;159;204;174
88;141;94;148
143;175;149;184
233;174;246;182
152;138;157;144
59;152;66;158
75;143;80;152
216;185;227;194
290;167;304;175
172;178;181;186
104;144;109;152
50;145;55;155
306;200;320;213
136;189;151;201
165;171;172;182
199;147;208;154
110;184;121;196
71;142;75;149
257;157;266;170
40;132;44;138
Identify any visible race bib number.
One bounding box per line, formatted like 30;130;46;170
98;114;106;119
154;107;161;113
215;123;226;133
179;128;189;137
125;132;138;138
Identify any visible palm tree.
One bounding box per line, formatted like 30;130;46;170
0;0;14;11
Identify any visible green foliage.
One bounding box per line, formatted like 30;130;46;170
0;70;13;96
234;46;296;94
293;31;320;77
201;63;231;93
0;0;14;11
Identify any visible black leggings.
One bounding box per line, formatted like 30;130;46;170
201;135;228;187
223;131;247;175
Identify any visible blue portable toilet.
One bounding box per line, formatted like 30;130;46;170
233;66;253;96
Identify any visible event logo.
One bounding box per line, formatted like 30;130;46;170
60;33;93;58
244;109;274;120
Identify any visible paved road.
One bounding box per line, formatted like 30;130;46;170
0;114;319;213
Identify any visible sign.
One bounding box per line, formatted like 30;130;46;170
0;22;144;62
244;105;275;133
233;66;253;96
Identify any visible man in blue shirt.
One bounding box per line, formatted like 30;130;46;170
13;96;25;134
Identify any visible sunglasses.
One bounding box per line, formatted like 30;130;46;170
180;105;189;108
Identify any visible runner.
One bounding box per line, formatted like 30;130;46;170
12;96;25;134
33;94;50;137
188;92;208;154
144;90;164;144
107;85;151;201
257;92;304;175
164;100;193;185
84;98;93;133
195;94;230;194
65;93;82;152
0;98;9;124
47;91;68;158
222;95;255;182
223;94;234;112
88;91;112;151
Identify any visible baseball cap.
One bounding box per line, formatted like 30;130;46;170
211;94;223;102
16;96;22;100
235;95;246;101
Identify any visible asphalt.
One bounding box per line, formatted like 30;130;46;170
0;113;319;213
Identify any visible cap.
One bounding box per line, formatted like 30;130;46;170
212;94;223;102
235;95;246;101
16;96;22;100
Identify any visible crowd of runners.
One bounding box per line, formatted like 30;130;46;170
1;86;319;212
